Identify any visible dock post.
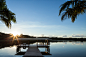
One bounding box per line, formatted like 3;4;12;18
47;40;48;45
37;40;38;46
43;42;44;45
48;47;50;53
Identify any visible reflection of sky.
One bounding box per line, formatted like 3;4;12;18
52;42;85;45
0;46;23;57
0;46;16;55
50;42;86;57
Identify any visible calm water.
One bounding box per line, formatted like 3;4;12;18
0;41;86;57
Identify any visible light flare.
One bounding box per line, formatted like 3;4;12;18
11;31;20;36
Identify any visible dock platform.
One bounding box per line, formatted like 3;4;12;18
17;44;49;48
23;46;43;57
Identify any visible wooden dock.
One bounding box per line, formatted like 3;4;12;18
17;39;50;57
23;46;43;57
17;45;49;48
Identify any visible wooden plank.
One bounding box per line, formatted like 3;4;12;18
23;46;43;57
17;45;49;48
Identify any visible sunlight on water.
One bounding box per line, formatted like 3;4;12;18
0;46;16;55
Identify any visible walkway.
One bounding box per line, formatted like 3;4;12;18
23;46;43;57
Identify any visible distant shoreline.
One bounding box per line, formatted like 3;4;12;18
0;32;86;41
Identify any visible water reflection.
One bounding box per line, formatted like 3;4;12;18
50;42;86;57
52;41;85;45
0;41;86;57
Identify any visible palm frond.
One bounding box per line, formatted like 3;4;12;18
0;0;16;28
59;0;86;22
59;1;73;15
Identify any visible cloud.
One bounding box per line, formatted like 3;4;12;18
72;34;86;37
12;21;66;29
63;35;67;37
62;34;86;38
19;25;64;28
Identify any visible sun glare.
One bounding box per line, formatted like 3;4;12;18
11;31;20;36
13;45;16;49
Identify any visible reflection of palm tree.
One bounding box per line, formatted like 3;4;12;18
59;0;86;22
0;0;16;28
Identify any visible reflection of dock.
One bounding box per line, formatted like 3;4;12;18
15;39;51;57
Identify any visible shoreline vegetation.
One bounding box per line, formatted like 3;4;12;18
0;32;86;41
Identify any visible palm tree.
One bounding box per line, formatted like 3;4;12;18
59;0;86;22
0;0;16;28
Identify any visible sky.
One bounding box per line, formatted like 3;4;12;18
0;0;86;37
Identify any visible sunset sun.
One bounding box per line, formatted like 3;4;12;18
11;31;20;36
